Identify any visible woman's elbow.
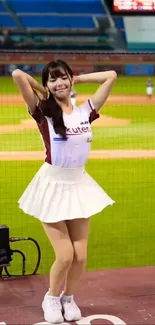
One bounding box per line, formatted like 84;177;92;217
100;70;117;84
110;70;117;81
12;69;23;79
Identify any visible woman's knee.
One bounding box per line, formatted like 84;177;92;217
56;245;74;269
73;244;87;265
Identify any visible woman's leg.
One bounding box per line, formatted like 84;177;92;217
42;221;74;296
61;218;90;321
42;221;74;323
64;218;90;295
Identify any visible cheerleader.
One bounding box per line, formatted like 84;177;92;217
12;60;117;324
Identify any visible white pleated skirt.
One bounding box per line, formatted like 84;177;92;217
18;163;115;223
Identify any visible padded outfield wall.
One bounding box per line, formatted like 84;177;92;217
0;52;155;76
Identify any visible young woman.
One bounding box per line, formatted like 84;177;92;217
12;60;117;324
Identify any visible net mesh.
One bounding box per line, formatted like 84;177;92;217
0;51;155;275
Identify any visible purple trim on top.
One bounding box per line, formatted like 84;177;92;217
32;105;45;124
88;99;94;112
89;110;99;124
38;119;52;164
29;105;51;164
88;99;99;124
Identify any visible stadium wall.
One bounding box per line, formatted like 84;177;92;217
124;17;155;51
0;52;155;76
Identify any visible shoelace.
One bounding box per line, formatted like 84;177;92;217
64;298;77;308
49;299;62;311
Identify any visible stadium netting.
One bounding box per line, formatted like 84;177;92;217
0;51;155;276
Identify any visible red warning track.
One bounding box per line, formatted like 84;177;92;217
1;266;155;324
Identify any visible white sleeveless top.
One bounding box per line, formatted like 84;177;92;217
30;99;99;168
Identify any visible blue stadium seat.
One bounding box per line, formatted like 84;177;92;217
0;0;7;12
114;17;126;43
114;17;124;29
7;0;105;14
0;14;17;27
20;15;95;28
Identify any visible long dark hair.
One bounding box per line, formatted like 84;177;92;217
39;60;73;138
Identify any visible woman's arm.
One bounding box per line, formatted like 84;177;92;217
12;69;47;114
74;71;117;112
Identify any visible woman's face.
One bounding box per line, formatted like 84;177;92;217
46;68;72;100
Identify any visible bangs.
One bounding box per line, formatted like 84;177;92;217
42;59;73;86
48;66;67;79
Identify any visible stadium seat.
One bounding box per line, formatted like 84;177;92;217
0;1;7;12
7;0;105;14
20;15;95;29
114;17;126;43
0;14;17;27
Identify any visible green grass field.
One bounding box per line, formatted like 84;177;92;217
0;76;155;275
1;75;155;151
1;104;155;151
1;75;155;95
1;159;155;274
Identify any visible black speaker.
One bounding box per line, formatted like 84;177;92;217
0;225;12;266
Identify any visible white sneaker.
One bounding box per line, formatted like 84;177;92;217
42;292;64;324
61;295;82;322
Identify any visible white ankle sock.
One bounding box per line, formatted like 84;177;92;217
62;295;73;302
48;294;61;301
